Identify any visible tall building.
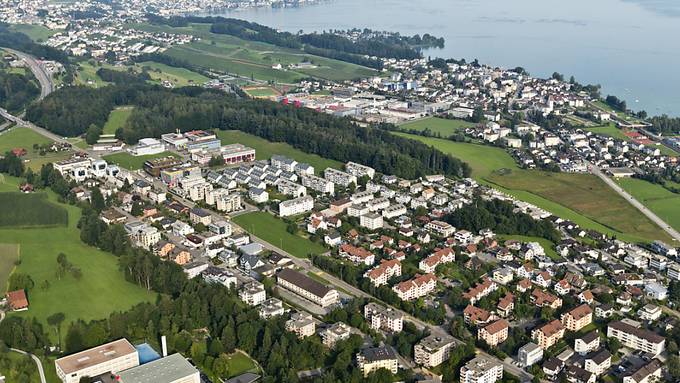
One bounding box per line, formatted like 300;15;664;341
460;355;503;383
532;320;565;350
517;342;543;367
414;335;455;367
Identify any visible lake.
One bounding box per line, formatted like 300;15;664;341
204;0;680;116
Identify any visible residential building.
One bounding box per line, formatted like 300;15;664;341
285;312;316;339
360;212;384;230
320;322;351;348
345;162;375;179
239;281;266;306
364;259;402;287
607;321;665;355
638;304;662;321
301;174;334;194
584;349;611;376
277;269;339;307
340;244;375;266
189;208;211;225
324;168;357;186
419;248;455;273
574;331;600;355
518;342;543;367
279;196;314;217
414;335;455;368
364;302;403;332
259;298;285;319
356;346;398;377
55;339;139;383
116;353;200;383
478;319;509;347
460;356;503;383
532;320;565;350
220;143;255;165
463;305;492;325
393;273;437;301
561;304;593;332
622;359;662;383
565;365;595;383
425;220;455;237
463;278;498;304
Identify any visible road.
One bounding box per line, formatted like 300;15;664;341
589;163;680;242
7;48;533;381
2;47;54;100
10;348;47;383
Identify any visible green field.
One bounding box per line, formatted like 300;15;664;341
616;178;680;233
0;350;41;382
399;117;476;137
232;212;326;258
9;24;60;42
0;181;152;334
224;351;259;378
244;87;280;97
0;243;19;293
394;132;672;243
0;127;51;153
103;106;134;135
127;23;379;83
216;130;342;173
138;61;210;86
103;151;179;170
497;235;560;261
74;62;111;87
585;123;630;141
0;192;68;228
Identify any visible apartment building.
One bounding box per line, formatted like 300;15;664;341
561;304;593;332
301;174;335;194
414;335;455;367
320;322;351;348
360;212;384;230
478;319;509;347
532;320;565;350
575;331;600;355
55;339;139;383
425;220;455;237
460;355;503;383
382;203;407;219
324;168;357;186
340;244;376;266
356;346;398;377
215;192;242;213
364;302;404;332
238;281;266;306
364;259;402;287
463;278;498;305
345;161;375;179
279;195;314;217
584;349;611;376
419;248;455;273
622;359;662;383
285;312;316;338
518;342;543;367
277;269;339;308
607;321;665;355
393;273;437;301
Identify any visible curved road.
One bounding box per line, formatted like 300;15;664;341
2;47;54;100
589;163;680;242
10;348;47;383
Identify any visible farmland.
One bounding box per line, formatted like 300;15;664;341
103;151;180;170
398;117;476;137
216;130;342;173
0;179;152;334
616;177;680;233
0;127;73;171
8;23;60;42
103;106;134;135
138;61;210;86
232;212;326;259
0;243;19;293
0;192;68;228
127;23;379;83
394;132;672;243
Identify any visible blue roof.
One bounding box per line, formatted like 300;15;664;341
135;343;161;364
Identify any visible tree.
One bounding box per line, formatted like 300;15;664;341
47;312;65;349
85;124;102;145
607;337;621;355
8;273;34;291
669;355;680;380
208;156;223;167
471;107;485;123
90;187;105;212
131;201;143;217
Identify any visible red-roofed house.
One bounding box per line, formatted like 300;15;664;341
364;259;402;287
6;289;29;311
393;274;437;301
339;244;375;266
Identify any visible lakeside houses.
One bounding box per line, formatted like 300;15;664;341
393;273;437;301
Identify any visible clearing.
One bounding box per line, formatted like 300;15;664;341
224;351;259;379
394;132;673;243
216;130;342;174
9;24;60;42
232;212;326;258
0;177;152;332
103;151;180;170
399;117;476;137
103;106;134;135
138;61;210;86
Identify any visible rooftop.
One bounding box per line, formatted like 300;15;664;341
55;339;138;375
117;353;197;383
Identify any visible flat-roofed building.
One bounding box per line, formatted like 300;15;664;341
460;355;503;383
55;339;139;383
320;322;351;348
324;168;356;187
607;321;665;356
301;174;334;194
360;212;383;230
518;342;543;367
279;196;314;217
425;220;455;237
277;269;338;307
345;162;375;179
285;312;316;339
117;353;199;383
221;143;255;165
364;302;403;332
414;335;455;367
356;346;398;377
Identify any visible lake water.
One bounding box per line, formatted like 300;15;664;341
206;0;680;116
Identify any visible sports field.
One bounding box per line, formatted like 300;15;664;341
103;106;134;135
127;23;379;83
616;178;680;233
0;180;152;334
216;130;342;173
103;151;179;170
243;86;281;98
399;117;476;137
232;212;326;258
395;132;673;243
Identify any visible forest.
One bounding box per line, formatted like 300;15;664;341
0;23;68;63
648;114;680;135
26;84;472;180
0;69;39;111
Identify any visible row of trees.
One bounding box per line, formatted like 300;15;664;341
27;84;472;179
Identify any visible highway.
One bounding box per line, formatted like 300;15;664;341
8;48;534;382
2;47;54;100
589;162;680;242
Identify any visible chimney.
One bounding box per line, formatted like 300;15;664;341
161;335;168;357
